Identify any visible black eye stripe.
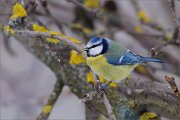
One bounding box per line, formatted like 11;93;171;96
88;43;102;49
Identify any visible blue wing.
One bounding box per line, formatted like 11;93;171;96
106;50;141;65
106;50;163;65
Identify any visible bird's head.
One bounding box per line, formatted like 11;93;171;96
84;36;109;57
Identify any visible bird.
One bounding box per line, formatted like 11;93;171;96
84;36;163;81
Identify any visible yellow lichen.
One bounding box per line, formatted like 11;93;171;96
32;24;48;32
32;24;81;44
0;22;2;30
83;0;99;9
42;105;52;114
98;114;104;120
140;112;157;120
46;38;60;44
130;100;135;108
137;10;151;23
49;31;81;44
134;26;143;33
32;24;61;44
99;77;105;83
135;65;148;75
86;72;117;88
10;3;27;19
69;50;85;64
65;36;81;44
86;71;94;83
4;26;15;35
72;23;92;34
83;28;92;34
47;31;63;44
71;23;81;29
110;82;117;88
49;31;63;36
86;71;105;83
165;32;173;40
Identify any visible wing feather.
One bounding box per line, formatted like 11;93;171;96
106;50;142;65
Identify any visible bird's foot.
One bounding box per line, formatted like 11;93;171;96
95;81;112;94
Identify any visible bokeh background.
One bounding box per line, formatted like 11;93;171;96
0;0;180;119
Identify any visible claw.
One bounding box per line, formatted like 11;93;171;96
100;81;113;94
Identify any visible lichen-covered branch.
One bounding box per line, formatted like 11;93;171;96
102;94;116;120
118;81;180;119
85;105;99;120
14;29;116;120
2;1;180;119
92;73;116;120
168;0;180;45
12;29;180;119
168;0;180;27
14;30;83;53
81;72;116;120
165;75;180;96
36;79;64;120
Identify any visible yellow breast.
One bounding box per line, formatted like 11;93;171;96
86;55;137;81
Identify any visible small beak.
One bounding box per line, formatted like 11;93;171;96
84;47;89;51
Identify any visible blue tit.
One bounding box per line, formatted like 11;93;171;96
84;37;163;81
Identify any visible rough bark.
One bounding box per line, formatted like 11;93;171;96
13;30;180;119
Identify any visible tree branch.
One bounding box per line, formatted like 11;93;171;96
102;94;116;120
3;1;180;119
12;29;180;119
93;73;116;120
36;79;64;120
168;0;180;43
16;28;117;119
14;30;83;53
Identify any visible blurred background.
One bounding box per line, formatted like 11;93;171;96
0;0;180;119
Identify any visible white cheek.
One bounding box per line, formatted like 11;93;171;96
89;45;103;56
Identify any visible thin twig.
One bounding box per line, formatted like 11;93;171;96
79;90;102;103
39;0;65;34
168;0;180;42
149;0;180;57
165;75;180;96
168;0;179;27
131;0;164;31
92;73;116;120
2;31;16;55
36;79;64;120
102;94;116;120
80;72;116;120
92;70;101;90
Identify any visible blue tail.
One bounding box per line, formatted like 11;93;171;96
138;56;163;63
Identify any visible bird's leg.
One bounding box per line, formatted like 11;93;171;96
99;81;113;94
91;71;112;94
92;71;102;91
94;80;101;90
